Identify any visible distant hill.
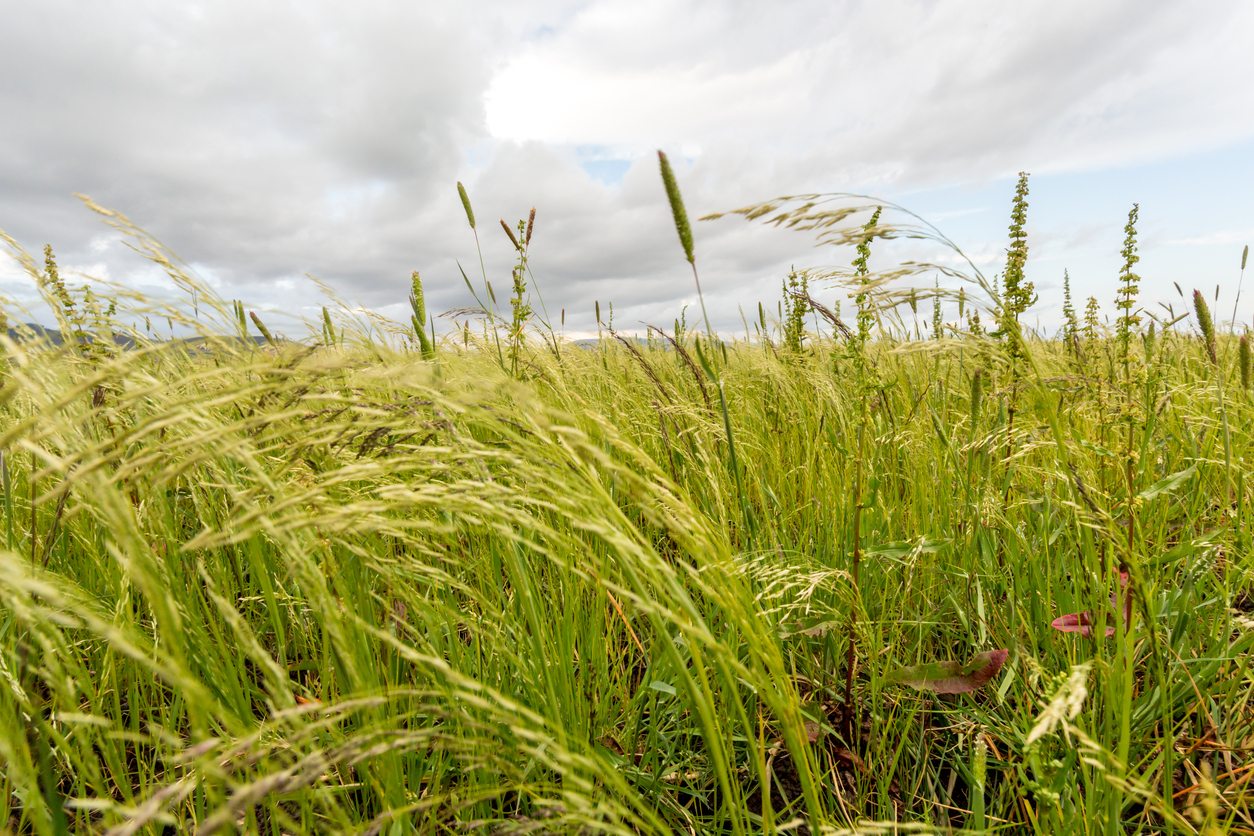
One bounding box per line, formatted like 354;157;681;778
5;324;269;349
573;335;658;350
7;323;67;345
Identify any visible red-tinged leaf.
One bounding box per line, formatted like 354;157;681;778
1051;571;1131;638
886;649;1009;694
1050;611;1115;638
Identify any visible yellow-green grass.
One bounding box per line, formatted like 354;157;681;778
0;204;1250;833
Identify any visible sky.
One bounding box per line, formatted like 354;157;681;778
2;0;1253;338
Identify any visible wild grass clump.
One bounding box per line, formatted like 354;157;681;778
0;175;1250;835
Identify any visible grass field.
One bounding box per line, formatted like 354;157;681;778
0;168;1251;834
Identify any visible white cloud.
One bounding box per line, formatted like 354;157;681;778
0;1;1251;335
1166;231;1254;248
487;1;1254;181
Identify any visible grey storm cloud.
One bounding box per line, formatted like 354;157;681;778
1;0;1252;336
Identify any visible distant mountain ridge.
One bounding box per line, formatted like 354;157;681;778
5;323;268;349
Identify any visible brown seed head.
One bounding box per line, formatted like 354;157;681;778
500;219;521;252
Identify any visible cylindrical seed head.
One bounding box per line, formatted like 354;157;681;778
249;310;275;346
1240;334;1251;390
500;219;521;252
969;368;984;427
1193;288;1217;365
457;181;476;230
657;150;694;264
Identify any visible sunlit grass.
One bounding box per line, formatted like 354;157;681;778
0;183;1250;833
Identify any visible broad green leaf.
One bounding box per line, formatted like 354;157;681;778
1137;464;1197;501
886;649;1009;694
865;538;946;560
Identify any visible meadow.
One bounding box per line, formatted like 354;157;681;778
0;161;1250;834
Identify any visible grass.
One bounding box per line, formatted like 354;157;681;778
0;178;1250;834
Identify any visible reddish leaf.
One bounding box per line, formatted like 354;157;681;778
887;649;1009;694
1115;570;1131;628
1050;611;1114;638
1051;571;1131;638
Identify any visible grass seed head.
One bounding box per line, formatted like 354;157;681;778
1193;288;1217;365
249;310;276;346
321;306;335;346
1240;334;1251;390
456;181;476;230
658;150;694;264
500;219;522;252
969;368;984;427
410;271;435;359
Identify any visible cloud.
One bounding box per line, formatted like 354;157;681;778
489;1;1254;181
0;1;497;317
0;1;1251;337
1166;231;1254;248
